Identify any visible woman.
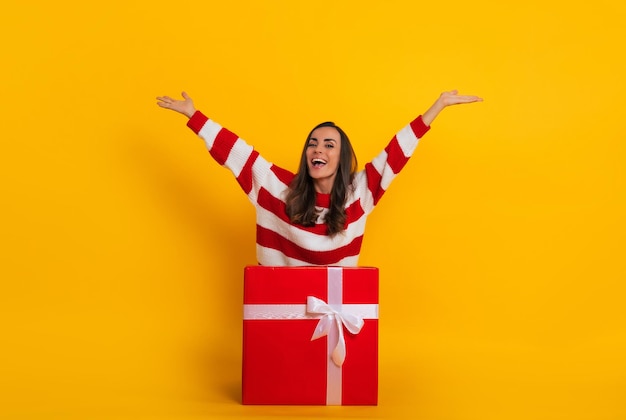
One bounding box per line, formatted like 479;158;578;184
156;91;482;266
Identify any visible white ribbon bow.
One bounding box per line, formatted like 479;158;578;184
306;295;365;367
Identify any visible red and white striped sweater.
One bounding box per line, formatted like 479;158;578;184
187;111;430;266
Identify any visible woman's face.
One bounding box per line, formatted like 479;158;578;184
306;126;342;194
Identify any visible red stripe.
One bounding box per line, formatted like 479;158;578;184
345;197;365;223
256;188;285;216
365;162;385;206
209;128;239;166
257;188;366;233
257;188;327;235
257;225;363;266
315;193;330;208
186;111;209;134
410;115;430;138
236;150;259;194
384;136;410;174
270;165;295;186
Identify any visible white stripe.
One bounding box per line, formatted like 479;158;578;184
256;245;360;267
238;158;289;204
255;206;367;252
370;149;389;176
351;171;375;214
197;119;223;150
259;168;291;202
380;165;396;191
246;156;275;202
369;150;399;192
395;124;420;156
224;140;254;178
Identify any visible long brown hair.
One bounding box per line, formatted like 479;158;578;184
285;122;358;236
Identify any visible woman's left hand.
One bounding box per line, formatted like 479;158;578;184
422;90;483;126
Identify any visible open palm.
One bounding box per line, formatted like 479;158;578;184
156;92;196;118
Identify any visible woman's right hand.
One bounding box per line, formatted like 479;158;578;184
156;91;196;118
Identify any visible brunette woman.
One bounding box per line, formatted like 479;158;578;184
156;91;482;266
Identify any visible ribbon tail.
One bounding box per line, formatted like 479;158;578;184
331;316;346;366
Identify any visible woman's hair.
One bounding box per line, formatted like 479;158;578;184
285;121;358;236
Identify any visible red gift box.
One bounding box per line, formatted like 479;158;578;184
242;266;379;405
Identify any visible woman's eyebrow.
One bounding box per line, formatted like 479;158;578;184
309;137;337;142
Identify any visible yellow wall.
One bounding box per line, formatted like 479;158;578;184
2;1;625;419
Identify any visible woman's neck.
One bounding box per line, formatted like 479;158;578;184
313;179;333;195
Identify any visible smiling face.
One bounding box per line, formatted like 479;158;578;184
306;126;342;194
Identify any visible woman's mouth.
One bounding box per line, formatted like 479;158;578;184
311;158;327;168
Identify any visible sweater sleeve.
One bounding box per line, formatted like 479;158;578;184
186;111;290;202
358;115;430;212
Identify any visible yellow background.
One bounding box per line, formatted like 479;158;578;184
2;1;625;419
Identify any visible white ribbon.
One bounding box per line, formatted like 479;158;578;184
306;296;364;367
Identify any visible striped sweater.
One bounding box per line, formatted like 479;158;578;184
187;111;430;266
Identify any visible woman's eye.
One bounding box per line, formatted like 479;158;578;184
307;143;316;148
325;143;334;148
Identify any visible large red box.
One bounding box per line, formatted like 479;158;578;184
242;266;379;405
